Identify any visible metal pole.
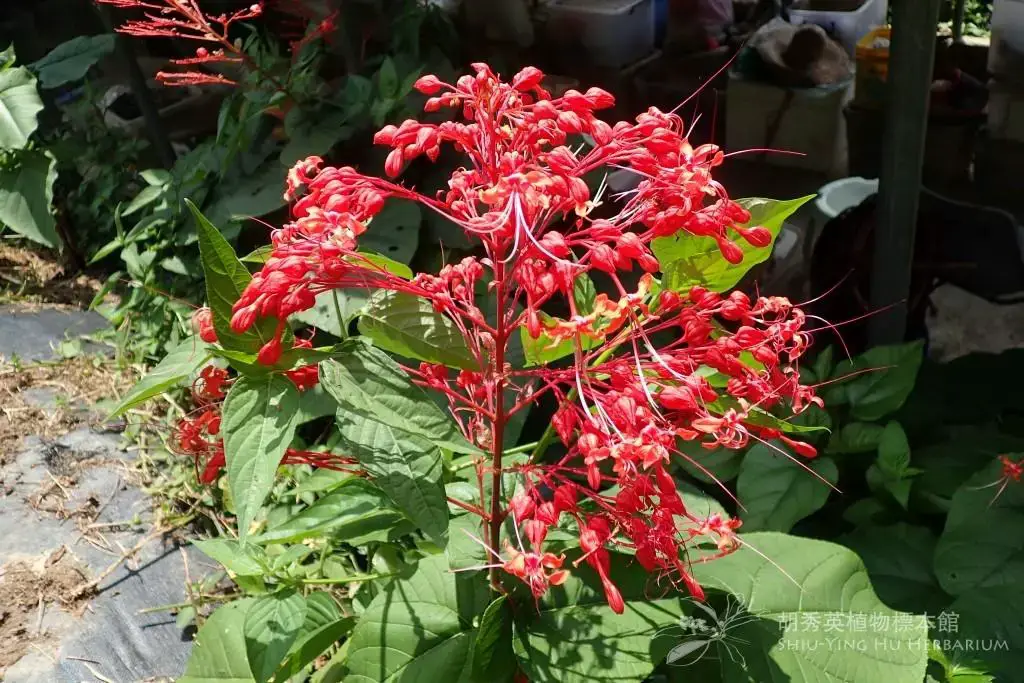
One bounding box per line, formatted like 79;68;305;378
94;3;177;169
952;0;968;41
868;0;942;346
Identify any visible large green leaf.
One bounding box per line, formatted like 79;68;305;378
693;533;929;683
736;443;838;532
651;196;813;293
178;599;256;683
343;554;490;683
947;589;1024;682
827;422;886;454
222;375;301;538
513;552;690;683
280;593;354;678
110;338;210;416
934;456;1024;596
244;589;308;682
840;524;950;614
193;538;266;577
189;199;276;353
0;150;58;247
472;597;515;683
29;34;115;88
253;479;405;545
358;291;476;370
361;199;421;265
825;342;924;421
332;409;449;544
320;341;476;454
204;161;287;228
0;66;44;149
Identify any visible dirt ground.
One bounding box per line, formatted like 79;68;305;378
0;356;134;464
0;550;91;672
0;244;116;312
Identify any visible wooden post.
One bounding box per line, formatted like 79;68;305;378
868;0;942;346
952;0;968;42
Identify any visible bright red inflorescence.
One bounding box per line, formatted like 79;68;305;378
222;64;819;610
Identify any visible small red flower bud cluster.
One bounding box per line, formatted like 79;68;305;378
219;63;821;610
172;361;359;484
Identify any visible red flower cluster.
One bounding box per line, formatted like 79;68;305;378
223;63;820;610
172;363;359;484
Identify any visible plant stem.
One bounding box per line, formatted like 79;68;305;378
332;291;348;339
300;572;396;585
488;265;508;592
504;440;540;456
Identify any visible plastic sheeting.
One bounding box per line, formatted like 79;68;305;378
1;309;196;681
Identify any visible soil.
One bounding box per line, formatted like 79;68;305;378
0;549;92;673
0;244;118;311
0;356;134;464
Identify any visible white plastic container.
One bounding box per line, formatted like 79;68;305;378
789;0;889;56
990;0;1024;82
543;0;655;68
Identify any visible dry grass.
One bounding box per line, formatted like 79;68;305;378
0;548;92;673
0;356;136;463
0;244;117;311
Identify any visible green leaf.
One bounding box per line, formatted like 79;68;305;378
677;442;744;484
867;422;918;509
253;479;405;545
513;552;690;683
29;34;115;88
280;593;354;678
343;554;490;683
193;538;266;577
693;532;929;683
122;184;164;217
319;341;477;454
295;290;367;336
0;66;44;149
840;524;951;614
573;273;597;314
280;110;352;167
222;375;301;539
204;162;287;227
189;199;277;353
0;150;58;248
109;338;210;416
934;456;1024;596
652;195;813;293
355;251;414;279
244;589;307;682
946;589;1023;682
473;597;515;683
877;421;911;476
178;600;256;683
358;291;476;370
378;57;399;98
827;422;885;454
141;168;171;186
520;317;597;367
737;443;837;532
332;408;449;545
826;342;924;421
361;199;421;265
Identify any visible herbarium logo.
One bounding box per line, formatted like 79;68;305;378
657;597;754;668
